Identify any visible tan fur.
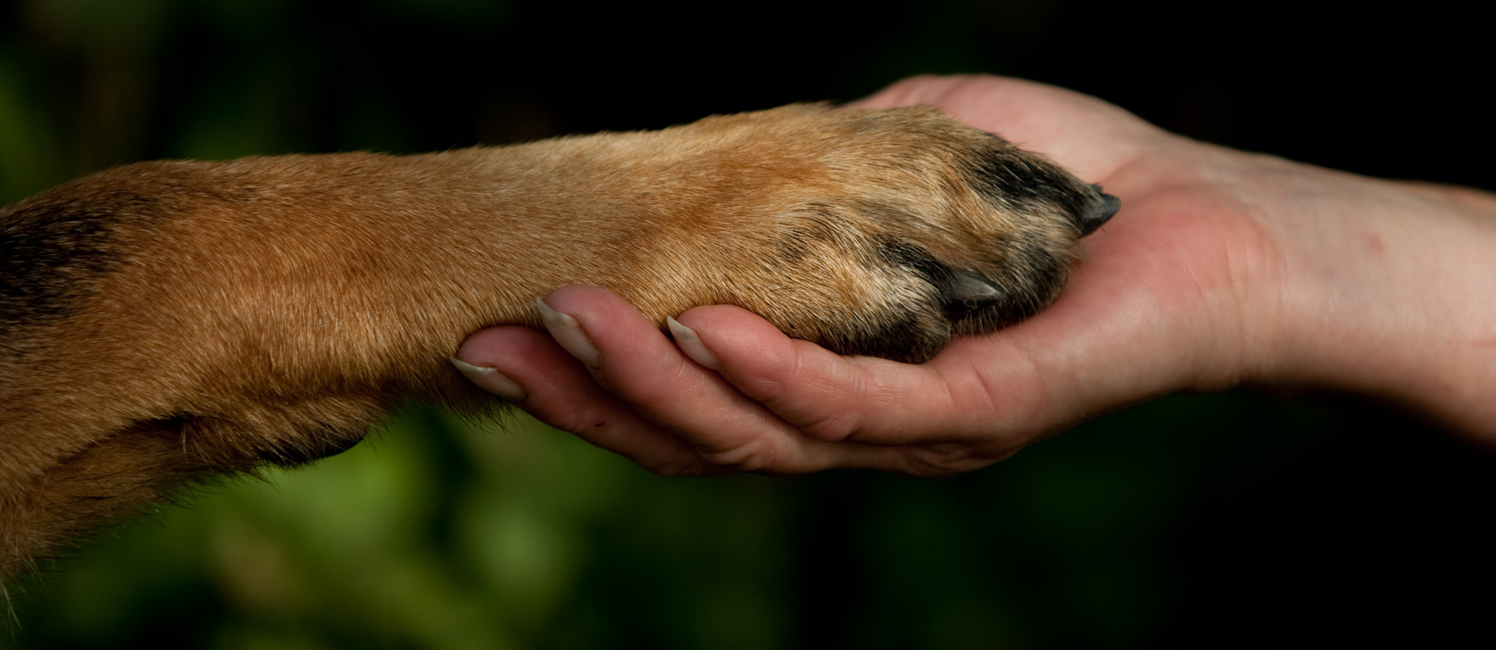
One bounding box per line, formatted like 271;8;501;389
0;104;1110;575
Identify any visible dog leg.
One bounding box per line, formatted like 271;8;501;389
0;104;1117;574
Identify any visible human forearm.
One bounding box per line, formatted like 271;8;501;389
1252;167;1496;438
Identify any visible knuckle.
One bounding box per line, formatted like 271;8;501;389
901;442;1014;477
694;435;777;473
772;352;869;441
796;411;859;443
544;413;604;438
641;457;717;478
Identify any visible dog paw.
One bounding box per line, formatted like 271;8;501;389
605;104;1118;363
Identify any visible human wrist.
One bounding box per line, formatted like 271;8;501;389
1263;173;1496;437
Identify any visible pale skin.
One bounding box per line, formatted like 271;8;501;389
452;75;1496;476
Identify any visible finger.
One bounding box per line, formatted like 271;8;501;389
454;326;727;476
537;286;918;474
670;304;1040;451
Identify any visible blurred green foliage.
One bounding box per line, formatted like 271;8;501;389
2;0;1494;647
3;398;1347;649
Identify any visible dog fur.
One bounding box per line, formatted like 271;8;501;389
0;104;1116;576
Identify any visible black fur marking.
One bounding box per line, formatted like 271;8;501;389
878;239;955;288
876;239;1009;321
963;137;1095;224
774;235;810;264
0;189;165;348
852;240;953;362
1;163;249;352
832;308;945;364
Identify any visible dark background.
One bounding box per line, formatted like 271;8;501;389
2;0;1492;648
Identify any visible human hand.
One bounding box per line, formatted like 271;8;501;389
453;75;1496;476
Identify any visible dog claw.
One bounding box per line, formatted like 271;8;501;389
1080;187;1121;236
942;271;1005;318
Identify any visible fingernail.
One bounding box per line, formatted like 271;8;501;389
449;358;527;401
667;316;722;370
536;297;601;368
